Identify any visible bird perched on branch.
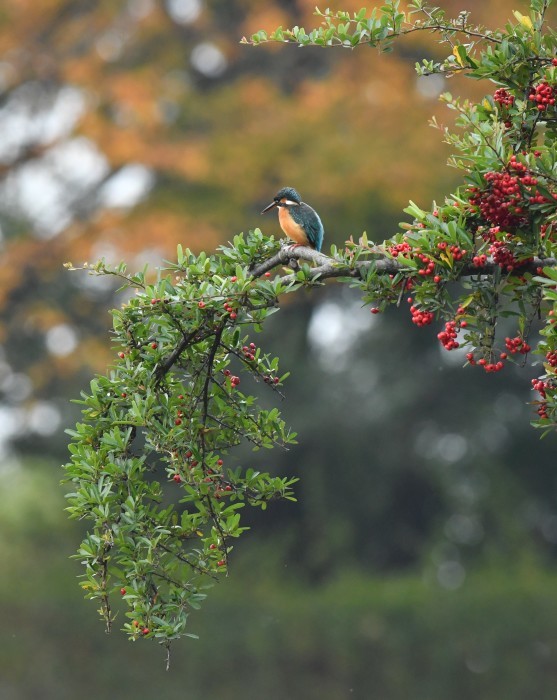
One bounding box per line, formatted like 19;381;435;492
261;186;324;253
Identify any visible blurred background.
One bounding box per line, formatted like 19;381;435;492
2;1;557;698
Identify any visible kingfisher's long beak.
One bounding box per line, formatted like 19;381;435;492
261;200;278;214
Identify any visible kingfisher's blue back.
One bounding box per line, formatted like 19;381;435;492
288;201;324;252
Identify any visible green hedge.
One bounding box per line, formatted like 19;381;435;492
3;562;557;699
2;463;557;699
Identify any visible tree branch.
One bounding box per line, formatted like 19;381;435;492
249;245;557;282
155;325;206;384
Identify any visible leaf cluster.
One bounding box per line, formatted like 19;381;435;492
63;231;300;648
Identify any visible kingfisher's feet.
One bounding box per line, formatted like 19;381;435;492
280;239;305;251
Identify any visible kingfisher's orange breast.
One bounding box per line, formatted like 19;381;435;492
278;206;309;246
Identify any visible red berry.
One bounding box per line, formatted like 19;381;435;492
198;301;205;308
264;272;271;278
217;560;226;567
494;88;515;107
217;459;224;466
174;418;182;425
230;312;237;320
151;342;158;349
209;544;217;550
142;627;149;635
173;474;182;483
230;276;238;282
118;352;125;359
120;588;126;595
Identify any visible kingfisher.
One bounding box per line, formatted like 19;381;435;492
261;186;324;252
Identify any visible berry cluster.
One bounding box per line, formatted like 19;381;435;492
223;299;237;320
480;358;504;373
466;353;505;373
389;241;412;258
242;342;257;362
389;238;468;278
537;404;548;420
532;377;548;399
468;156;551;232
531;377;551;420
240;341;280;384
173;393;187;426
416;252;436;276
437;241;467;261
469;170;523;229
489;240;519;271
505;336;531;355
477;225;533;272
528;80;556;111
409;303;434;327
437;320;460;350
545;350;557;368
263;375;281;385
494;88;515;107
223;368;241;387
